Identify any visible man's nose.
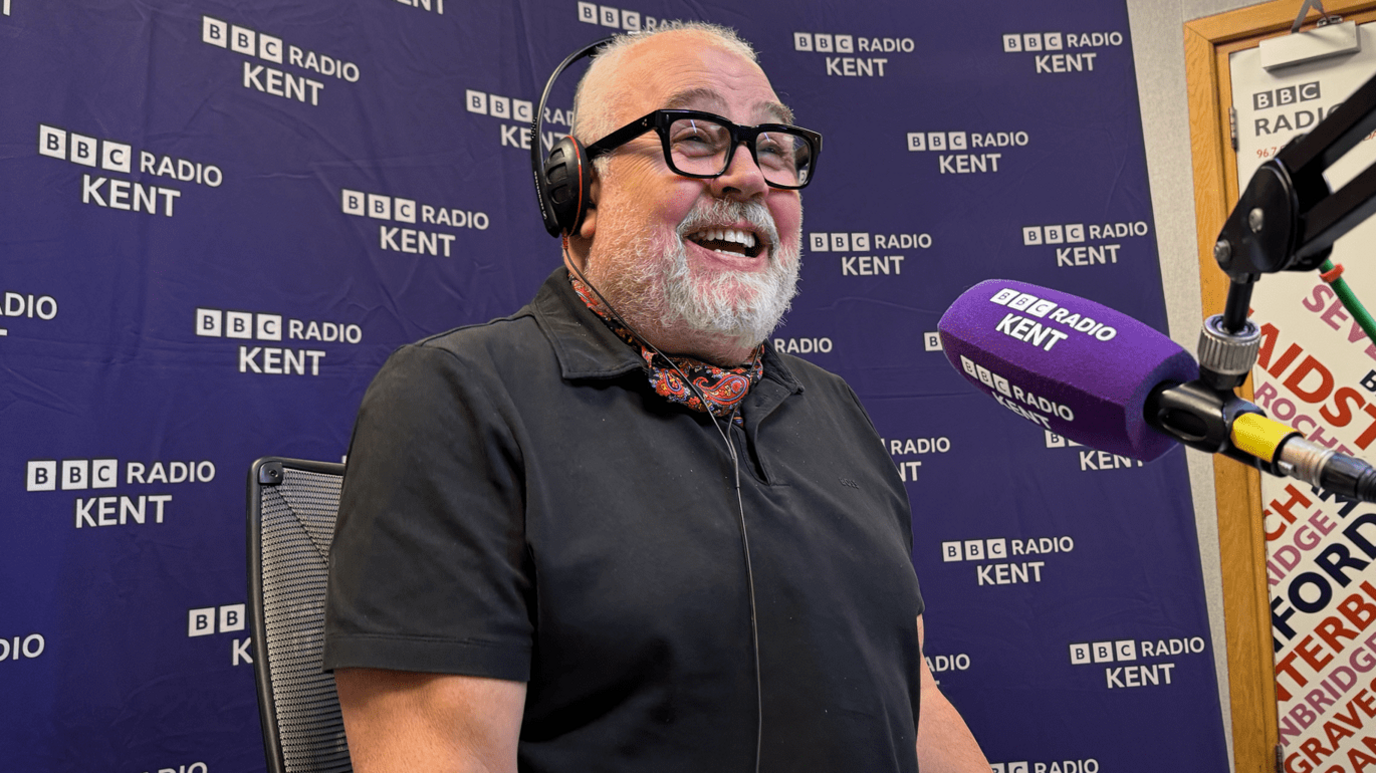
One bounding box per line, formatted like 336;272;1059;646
708;142;769;200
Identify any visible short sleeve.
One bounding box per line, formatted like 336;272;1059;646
323;342;533;681
839;377;925;618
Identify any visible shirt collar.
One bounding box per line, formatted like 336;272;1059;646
529;267;802;396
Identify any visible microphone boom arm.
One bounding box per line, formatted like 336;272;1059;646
1160;66;1376;500
1215;67;1376;288
1203;65;1376;394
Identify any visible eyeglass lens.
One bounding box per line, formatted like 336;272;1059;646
667;117;812;187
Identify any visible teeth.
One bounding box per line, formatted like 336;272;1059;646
691;228;758;248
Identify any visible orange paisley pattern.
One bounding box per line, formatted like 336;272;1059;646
572;275;763;425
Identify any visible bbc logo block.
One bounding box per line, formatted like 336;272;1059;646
38;125;132;173
958;355;1012;397
340;190;419;224
941;538;1008;562
1252;81;1320;111
793;33;855;54
1002;32;1063;52
463;89;534;123
576;2;641;31
1022;224;1085;246
1068;639;1137;665
27;459;118;491
201;16;284;63
808;232;871;252
988;288;1058;318
187;604;246;637
991;765;1030;773
195;308;282;341
906;132;967;152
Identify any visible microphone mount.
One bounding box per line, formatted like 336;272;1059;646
1147;380;1265;465
1151;66;1376;497
1207;65;1376;352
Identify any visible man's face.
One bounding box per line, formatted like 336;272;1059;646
579;35;804;362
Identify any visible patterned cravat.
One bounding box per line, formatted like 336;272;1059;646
571;275;763;425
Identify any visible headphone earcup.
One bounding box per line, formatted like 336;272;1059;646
541;135;593;237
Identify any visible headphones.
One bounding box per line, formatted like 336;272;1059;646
531;37;618;238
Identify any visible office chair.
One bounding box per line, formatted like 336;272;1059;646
247;457;352;773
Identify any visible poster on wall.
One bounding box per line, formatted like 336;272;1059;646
1231;22;1376;773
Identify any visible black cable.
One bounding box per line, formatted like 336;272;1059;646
564;248;764;773
723;404;764;773
534;35;761;769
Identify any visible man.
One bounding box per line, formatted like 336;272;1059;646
324;23;989;772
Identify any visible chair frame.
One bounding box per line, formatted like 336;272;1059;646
247;456;349;773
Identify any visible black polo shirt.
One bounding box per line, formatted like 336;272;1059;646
324;268;925;772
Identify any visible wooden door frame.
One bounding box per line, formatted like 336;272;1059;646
1184;2;1376;769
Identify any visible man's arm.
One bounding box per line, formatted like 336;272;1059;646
915;615;990;772
335;668;527;773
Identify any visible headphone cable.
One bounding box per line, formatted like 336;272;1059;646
564;247;765;773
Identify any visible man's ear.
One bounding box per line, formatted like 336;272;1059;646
577;174;600;239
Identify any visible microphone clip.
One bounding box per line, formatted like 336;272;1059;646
1146;380;1265;467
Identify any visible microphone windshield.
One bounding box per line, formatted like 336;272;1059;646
937;279;1198;461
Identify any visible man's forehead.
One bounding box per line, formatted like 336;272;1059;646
661;86;795;124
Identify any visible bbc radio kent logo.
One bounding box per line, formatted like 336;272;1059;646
37;124;222;218
194;306;364;377
341;189;490;258
24;457;215;529
1068;634;1207;689
200;15;360;107
792;30;915;78
1001;30;1124;74
806;230;932;278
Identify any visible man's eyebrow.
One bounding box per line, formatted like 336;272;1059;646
663;87;727;112
757;100;795;125
662;87;796;124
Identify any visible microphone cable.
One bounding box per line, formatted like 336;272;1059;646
563;244;765;773
1319;258;1376;345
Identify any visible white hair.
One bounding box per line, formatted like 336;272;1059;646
572;23;759;177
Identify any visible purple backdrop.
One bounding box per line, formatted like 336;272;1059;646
0;1;1227;770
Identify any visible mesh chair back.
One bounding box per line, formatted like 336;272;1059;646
248;457;352;773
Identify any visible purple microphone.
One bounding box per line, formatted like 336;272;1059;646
937;279;1198;462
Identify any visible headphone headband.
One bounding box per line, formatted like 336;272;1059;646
532;36;618;237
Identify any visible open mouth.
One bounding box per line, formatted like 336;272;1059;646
685;226;765;259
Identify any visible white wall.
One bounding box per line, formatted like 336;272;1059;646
1126;0;1269;767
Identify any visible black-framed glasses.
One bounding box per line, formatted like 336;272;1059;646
585;109;822;190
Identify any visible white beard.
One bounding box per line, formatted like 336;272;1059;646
587;198;801;355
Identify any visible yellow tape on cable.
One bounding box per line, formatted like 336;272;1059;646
1231;412;1296;463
